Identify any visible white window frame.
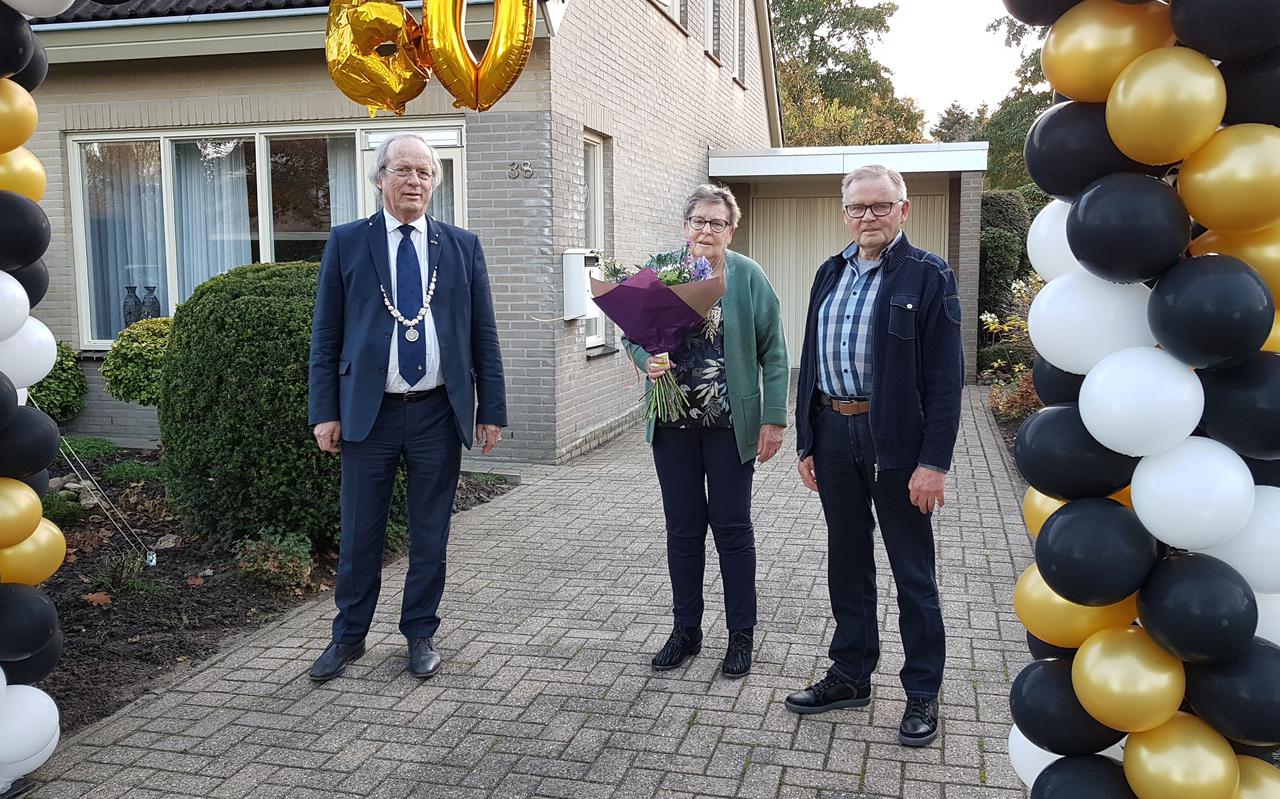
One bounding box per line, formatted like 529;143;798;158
583;132;606;349
67;118;467;349
704;0;718;58
734;0;746;81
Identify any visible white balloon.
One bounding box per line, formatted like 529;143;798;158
0;318;56;390
1257;591;1280;646
14;389;25;406
0;0;75;16
1028;200;1086;283
0;685;59;766
1028;272;1156;375
1132;437;1256;549
0;669;5;704
0;272;29;342
1079;347;1203;457
0;728;58;780
1009;724;1061;788
1198;486;1280;594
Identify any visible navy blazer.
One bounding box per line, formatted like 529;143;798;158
308;211;507;446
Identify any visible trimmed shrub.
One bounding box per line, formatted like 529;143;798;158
981;190;1031;239
102;317;173;407
28;342;88;424
980;227;1024;317
989;370;1043;424
158;262;406;552
1015;182;1053;217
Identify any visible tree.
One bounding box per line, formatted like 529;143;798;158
931;101;990;143
773;0;926;146
972;16;1054;189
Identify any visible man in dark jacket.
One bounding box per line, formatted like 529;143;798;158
786;165;963;747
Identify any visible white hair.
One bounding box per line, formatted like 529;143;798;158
369;133;445;204
683;183;742;227
841;164;909;203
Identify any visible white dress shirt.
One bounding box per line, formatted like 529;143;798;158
383;211;442;392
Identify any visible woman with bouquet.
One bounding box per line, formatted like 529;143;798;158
624;184;789;679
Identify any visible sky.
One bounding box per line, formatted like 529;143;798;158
869;0;1027;134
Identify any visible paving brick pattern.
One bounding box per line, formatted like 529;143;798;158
30;387;1032;798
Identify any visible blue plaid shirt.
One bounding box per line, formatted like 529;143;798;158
817;237;895;398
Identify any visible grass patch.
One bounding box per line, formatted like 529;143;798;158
102;460;162;486
62;436;121;461
43;492;87;527
92;550;172;597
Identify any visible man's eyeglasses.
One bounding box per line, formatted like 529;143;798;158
844;200;905;219
385;166;435;181
687;217;731;233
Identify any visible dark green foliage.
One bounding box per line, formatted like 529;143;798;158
62;436;120;460
102;317;173;407
980;227;1025;318
42;491;86;527
234;527;314;589
102;460;162;486
28;342;88;424
982;190;1032;239
1015;182;1053;216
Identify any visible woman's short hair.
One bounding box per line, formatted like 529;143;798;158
683;184;742;227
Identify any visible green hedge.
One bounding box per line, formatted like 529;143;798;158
158;262;405;551
102;317;172;407
981;190;1031;240
29;342;88;424
979;227;1025;318
1015;182;1053;217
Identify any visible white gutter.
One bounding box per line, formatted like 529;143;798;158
755;0;783;148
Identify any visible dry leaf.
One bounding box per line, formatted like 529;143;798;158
186;576;205;587
64;549;78;565
81;592;112;607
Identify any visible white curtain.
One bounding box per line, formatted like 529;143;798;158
428;160;455;223
327;136;359;227
84;142;166;340
174;139;253;300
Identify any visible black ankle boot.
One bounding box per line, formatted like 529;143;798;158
722;629;753;679
651;627;702;671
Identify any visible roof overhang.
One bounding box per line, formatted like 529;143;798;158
34;0;567;65
709;141;989;182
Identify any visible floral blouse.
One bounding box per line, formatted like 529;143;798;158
660;302;731;429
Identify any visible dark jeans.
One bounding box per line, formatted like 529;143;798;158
652;426;757;632
332;389;461;644
811;407;945;698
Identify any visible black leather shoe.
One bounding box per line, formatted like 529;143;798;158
651;627;702;671
407;637;441;678
784;672;871;715
722;629;753;679
308;640;365;682
899;697;940;747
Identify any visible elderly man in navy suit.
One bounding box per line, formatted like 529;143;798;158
307;132;507;681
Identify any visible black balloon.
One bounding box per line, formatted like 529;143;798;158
1028;630;1077;660
0;627;61;685
1032;356;1084;405
1139;553;1258;664
1172;0;1280;62
1014;404;1139;501
1231;738;1280;760
1149;255;1274;369
1010;659;1125;755
0;191;51;272
19;467;48;499
1031;756;1136;799
1186;638;1280;747
1199;352;1280;459
7;258;48;308
0;584;58;661
1001;0;1082;26
1024;102;1167;201
0;405;60;479
1220;47;1280;127
1067;173;1190;284
0;370;15;431
0;3;35;79
1036;498;1157;606
9;37;47;94
1245;454;1280;487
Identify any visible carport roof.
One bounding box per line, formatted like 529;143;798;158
709;141;988;181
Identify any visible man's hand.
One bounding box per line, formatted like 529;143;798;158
757;424;785;464
645;355;672;380
909;466;946;514
314;421;341;453
798;456;818;492
476;424;502;455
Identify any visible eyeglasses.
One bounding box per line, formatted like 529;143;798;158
385;166;435;181
687;217;731;233
844;200;905;219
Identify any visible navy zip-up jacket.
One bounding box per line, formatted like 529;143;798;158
795;233;964;472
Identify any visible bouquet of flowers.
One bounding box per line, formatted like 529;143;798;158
591;243;726;422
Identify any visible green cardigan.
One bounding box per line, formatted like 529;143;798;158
624;250;790;463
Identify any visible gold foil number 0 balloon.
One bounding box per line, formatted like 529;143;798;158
325;0;431;116
425;0;536;112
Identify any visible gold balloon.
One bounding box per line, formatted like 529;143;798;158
1107;47;1226;166
1235;756;1280;799
0;478;42;550
1180;125;1280;234
0;79;37;155
1072;626;1185;732
0;146;46;202
1110;485;1135;509
0;518;65;586
425;0;535;112
1042;0;1175;103
1023;486;1065;540
1192;223;1280;302
325;0;430;116
1125;713;1240;799
1014;563;1139;649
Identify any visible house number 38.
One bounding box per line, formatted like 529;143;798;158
508;161;534;179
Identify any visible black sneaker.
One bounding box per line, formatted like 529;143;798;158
721;629;753;679
784;672;871;715
651;627;702;671
899;696;940;747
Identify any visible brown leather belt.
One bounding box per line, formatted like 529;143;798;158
818;391;870;416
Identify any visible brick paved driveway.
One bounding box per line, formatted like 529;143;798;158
29;387;1032;798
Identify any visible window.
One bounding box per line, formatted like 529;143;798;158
735;0;747;82
583;133;606;348
71;122;465;346
704;0;719;59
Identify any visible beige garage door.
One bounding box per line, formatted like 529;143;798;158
749;195;948;367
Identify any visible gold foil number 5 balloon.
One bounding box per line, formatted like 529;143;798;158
424;0;536;112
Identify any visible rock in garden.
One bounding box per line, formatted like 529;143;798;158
152;534;182;550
